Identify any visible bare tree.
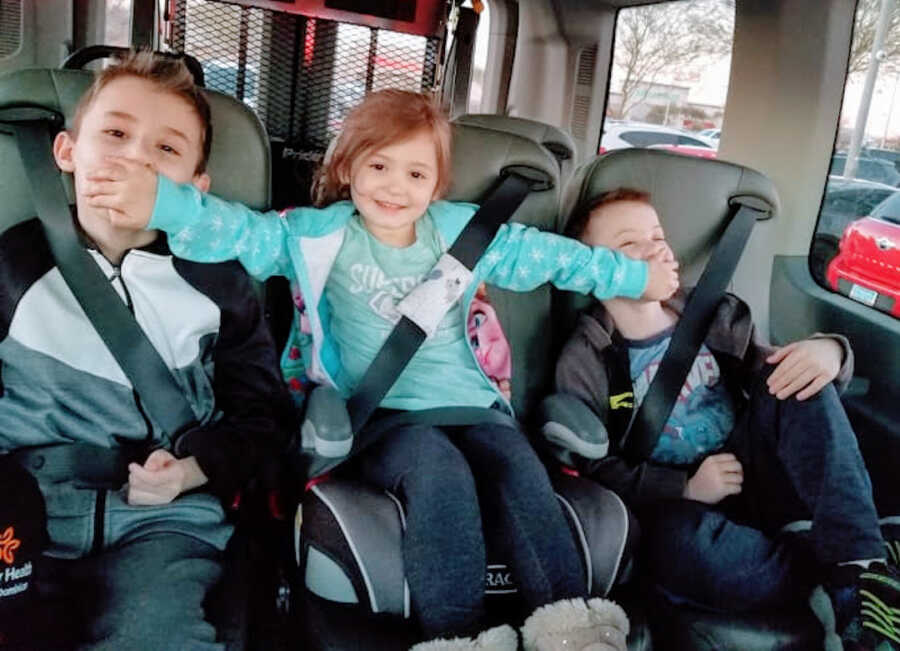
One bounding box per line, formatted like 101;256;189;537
611;0;734;120
104;0;132;46
849;0;900;76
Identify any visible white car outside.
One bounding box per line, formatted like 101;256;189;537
600;122;717;153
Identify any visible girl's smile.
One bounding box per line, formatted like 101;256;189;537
347;129;440;247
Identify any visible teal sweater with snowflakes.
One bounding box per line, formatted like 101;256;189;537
150;175;649;411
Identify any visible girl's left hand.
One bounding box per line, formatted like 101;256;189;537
83;155;158;230
765;338;842;401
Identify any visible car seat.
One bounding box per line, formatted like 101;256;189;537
0;65;274;650
556;148;825;650
295;119;649;650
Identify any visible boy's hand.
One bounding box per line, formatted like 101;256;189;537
641;256;679;301
684;453;743;504
83;156;158;230
765;338;842;401
126;449;208;506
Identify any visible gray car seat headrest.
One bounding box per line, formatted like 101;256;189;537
0;67;271;232
448;121;561;229
454;114;577;184
561;148;780;286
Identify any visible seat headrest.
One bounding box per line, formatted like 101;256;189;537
453;114;577;168
0;68;270;229
447;121;561;229
562;148;780;285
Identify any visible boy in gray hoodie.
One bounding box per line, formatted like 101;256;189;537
555;188;899;650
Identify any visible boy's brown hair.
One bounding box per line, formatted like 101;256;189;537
565;188;652;239
71;50;212;173
312;89;452;207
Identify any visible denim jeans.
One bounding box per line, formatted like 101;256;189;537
639;371;885;612
358;421;586;638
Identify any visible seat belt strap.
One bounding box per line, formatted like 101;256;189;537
1;108;197;438
347;172;535;433
621;198;769;463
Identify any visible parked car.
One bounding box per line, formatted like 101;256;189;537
699;128;721;141
826;214;900;317
599;122;716;153
818;175;897;238
829;153;900;186
648;143;718;159
860;146;900;172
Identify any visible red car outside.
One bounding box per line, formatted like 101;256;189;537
826;215;900;317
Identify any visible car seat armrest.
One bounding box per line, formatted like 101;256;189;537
301;385;353;458
538;393;609;466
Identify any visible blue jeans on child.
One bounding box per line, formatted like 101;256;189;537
358;421;586;638
639;371;885;612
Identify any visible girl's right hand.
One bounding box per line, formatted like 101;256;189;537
642;256;679;301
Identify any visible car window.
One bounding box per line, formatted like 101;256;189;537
871;192;900;220
813;0;900;320
599;0;734;154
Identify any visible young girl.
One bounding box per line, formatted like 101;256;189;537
86;89;677;650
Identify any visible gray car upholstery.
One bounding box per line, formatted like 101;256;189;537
453;113;578;187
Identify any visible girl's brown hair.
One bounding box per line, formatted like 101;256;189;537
312;89;452;207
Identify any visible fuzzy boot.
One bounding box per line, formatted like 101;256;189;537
410;624;519;651
521;597;630;651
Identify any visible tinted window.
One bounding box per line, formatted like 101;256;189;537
677;135;711;147
871;192;900;220
621;130;678;146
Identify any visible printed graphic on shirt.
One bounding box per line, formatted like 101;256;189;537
348;263;424;323
628;336;736;464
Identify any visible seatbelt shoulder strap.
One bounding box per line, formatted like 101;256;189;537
621;196;771;462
